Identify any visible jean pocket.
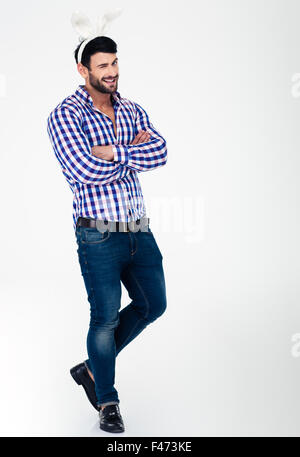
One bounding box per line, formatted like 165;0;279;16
81;227;111;244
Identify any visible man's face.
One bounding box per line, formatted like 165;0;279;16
82;52;119;94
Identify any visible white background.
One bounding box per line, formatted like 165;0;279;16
0;0;300;436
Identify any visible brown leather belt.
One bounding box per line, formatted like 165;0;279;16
76;216;149;232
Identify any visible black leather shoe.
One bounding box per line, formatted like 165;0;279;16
99;404;125;433
70;362;99;411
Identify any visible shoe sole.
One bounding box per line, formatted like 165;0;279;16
100;423;125;433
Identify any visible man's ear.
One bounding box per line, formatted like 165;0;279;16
77;62;87;77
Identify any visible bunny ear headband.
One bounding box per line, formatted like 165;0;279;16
71;8;123;64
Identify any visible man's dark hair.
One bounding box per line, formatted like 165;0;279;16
74;36;118;70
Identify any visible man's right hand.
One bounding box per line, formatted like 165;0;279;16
130;130;151;145
91;130;151;161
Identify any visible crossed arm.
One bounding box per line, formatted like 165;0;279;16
92;102;168;173
91;130;151;161
47;102;167;186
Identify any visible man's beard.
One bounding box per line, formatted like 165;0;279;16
88;72;118;94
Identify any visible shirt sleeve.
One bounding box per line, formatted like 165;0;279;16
112;102;168;172
47;105;124;185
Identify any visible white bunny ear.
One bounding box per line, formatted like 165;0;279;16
95;14;104;36
96;8;123;35
71;10;95;40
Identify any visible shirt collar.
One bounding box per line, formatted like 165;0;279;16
75;84;123;108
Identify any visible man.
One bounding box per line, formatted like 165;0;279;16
46;35;168;433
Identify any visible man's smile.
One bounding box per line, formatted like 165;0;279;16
103;77;117;84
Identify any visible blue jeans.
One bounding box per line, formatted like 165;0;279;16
75;224;167;408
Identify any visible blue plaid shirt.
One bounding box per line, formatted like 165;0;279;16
46;85;168;232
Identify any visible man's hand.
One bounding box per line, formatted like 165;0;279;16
91;130;151;161
91;145;114;161
130;130;151;145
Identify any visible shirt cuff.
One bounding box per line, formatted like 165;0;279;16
112;144;130;165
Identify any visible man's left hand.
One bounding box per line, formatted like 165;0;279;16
91;145;114;161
